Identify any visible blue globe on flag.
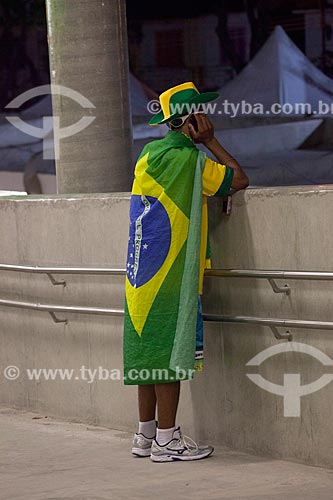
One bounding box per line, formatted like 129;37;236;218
126;195;171;288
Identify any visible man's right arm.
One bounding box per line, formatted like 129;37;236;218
188;114;249;191
203;137;249;191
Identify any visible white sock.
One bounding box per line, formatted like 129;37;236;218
138;419;156;438
156;426;176;445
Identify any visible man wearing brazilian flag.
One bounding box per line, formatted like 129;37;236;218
124;82;249;462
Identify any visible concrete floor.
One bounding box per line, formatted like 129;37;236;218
1;406;333;500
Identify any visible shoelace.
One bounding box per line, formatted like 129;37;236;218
175;430;199;452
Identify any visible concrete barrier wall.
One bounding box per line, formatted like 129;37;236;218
0;188;333;468
203;186;333;469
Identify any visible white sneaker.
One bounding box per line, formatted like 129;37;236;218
150;427;214;462
132;433;154;457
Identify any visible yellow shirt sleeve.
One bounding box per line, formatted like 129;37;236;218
202;157;234;197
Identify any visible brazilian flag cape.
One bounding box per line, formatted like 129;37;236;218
123;130;206;385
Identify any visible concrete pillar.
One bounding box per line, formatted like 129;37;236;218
45;0;133;193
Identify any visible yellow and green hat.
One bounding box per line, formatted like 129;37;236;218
148;82;219;126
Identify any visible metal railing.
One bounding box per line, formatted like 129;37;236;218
0;263;126;286
1;264;333;341
205;269;333;294
0;297;124;324
1;264;333;291
205;269;333;280
203;315;333;341
2;295;333;341
2;263;332;280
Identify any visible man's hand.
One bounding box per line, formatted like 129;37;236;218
188;113;214;146
189;114;249;190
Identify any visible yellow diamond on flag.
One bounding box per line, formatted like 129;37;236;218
125;152;189;336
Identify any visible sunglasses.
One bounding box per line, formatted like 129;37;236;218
167;114;190;129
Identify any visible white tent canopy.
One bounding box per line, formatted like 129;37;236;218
218;26;333;117
129;73;154;116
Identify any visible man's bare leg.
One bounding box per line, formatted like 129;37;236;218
138;384;156;422
154;381;180;429
150;379;214;461
132;385;157;455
